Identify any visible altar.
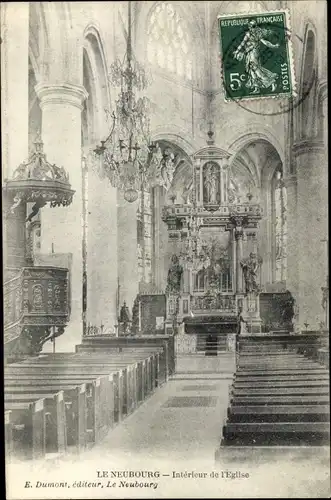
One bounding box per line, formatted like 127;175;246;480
162;136;263;335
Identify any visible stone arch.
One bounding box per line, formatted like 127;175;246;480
151;127;196;157
29;1;49;82
229;133;284;286
226;126;285;172
82;24;111;145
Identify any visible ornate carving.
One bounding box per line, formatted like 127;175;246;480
4;133;75;210
12;133;69;182
4;266;70;360
54;285;62;309
5;324;65;360
32;284;44;310
162;204;262;232
191;294;236;312
23;316;68;325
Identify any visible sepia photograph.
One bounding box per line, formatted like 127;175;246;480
1;1;329;498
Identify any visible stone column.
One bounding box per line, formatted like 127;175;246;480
284;175;298;299
231;228;236;292
1;2;29;180
235;227;244;293
117;193;139;311
293;140;327;330
35;82;88;351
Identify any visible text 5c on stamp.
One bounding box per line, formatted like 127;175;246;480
218;11;296;101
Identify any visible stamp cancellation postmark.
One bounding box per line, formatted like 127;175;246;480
218;11;296;102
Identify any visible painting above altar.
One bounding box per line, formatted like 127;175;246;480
192;227;233;295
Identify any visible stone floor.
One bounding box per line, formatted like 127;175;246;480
6;353;330;499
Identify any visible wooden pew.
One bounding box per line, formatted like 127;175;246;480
4;348;165;460
222;422;330;446
231;386;329;396
5;352;157;432
5;391;66;456
7;359;136;417
233;380;329;388
233;374;329;382
221;335;330;449
4;399;46;460
231;395;329;405
5;369;117;443
235;369;328;376
227;405;330;423
17;352;160;410
5;381;88;452
43;350;165;388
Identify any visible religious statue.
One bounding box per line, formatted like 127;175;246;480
154;145;176;191
119;301;131;334
166;254;183;294
280;291;295;328
204;163;219;203
160;151;176;191
240;252;262;294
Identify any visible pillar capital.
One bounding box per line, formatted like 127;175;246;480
35;82;89;111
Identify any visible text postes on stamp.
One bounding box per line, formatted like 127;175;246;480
218;11;295;102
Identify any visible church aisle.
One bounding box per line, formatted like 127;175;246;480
88;356;234;464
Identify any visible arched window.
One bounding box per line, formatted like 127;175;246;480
272;168;287;282
147;2;192;80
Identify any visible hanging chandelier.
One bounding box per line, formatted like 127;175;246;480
93;1;158;203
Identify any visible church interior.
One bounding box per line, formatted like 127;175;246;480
2;0;330;495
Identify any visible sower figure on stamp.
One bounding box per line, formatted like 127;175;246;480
233;19;280;94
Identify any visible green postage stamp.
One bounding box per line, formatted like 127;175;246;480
218;11;295;101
